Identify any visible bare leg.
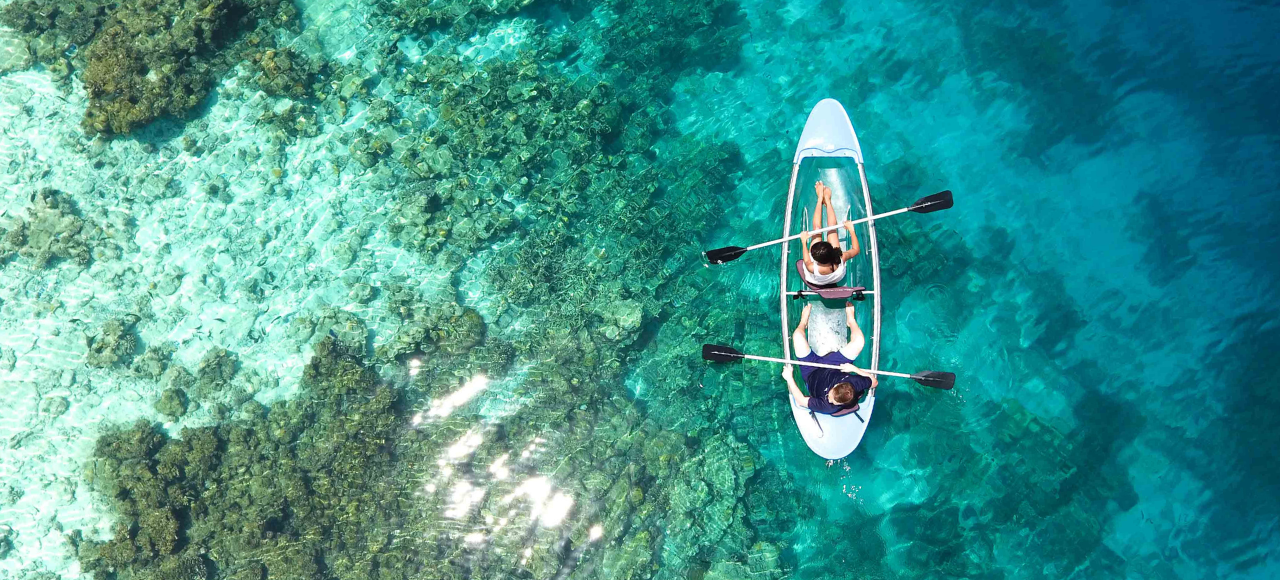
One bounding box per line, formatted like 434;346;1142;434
792;303;813;359
838;302;866;360
822;184;841;248
811;181;825;236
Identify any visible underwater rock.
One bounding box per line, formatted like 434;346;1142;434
383;282;432;322
0;189;104;269
594;298;643;342
0;347;15;371
596;528;655;579
0;485;22;507
329;226;369;268
284;315;316;345
0;1;107;62
660;433;757;570
315;307;369;352
348;282;374;304
0;29;33;74
153;268;184;296
153;388;188;419
85;316;139;368
377;0;535;33
0;525;11;559
256;100;322;144
245;46;319;99
348;127;394;168
192;347;238;398
431;307;485;356
2;0;304;135
161;365;196;394
131;343;174;379
703;561;751;580
373;323;430;364
40;396;70;419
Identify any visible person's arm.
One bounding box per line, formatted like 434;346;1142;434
841;220;861;258
840;363;879;389
800;230;814;269
782;365;810;408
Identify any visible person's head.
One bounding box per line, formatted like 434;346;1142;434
811;241;841;266
829;382;855;406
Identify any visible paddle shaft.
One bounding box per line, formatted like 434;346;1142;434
740;352;912;379
744;206;912;251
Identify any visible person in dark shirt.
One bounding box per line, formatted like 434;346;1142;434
781;302;877;415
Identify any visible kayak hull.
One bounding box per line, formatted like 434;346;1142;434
781;99;883;460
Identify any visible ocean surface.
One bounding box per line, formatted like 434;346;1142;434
0;0;1277;579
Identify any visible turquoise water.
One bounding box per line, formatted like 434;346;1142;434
0;0;1277;578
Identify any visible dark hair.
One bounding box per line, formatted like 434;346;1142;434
831;383;855;405
811;241;841;266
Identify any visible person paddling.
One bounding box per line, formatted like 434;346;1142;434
781;303;877;415
799;180;860;287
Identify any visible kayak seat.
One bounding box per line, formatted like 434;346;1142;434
794;260;865;300
831;403;860;417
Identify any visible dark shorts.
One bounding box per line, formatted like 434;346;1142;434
797;349;855;384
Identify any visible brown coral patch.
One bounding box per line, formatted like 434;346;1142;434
78;0;297;135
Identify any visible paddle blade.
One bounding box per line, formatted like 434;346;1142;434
910;190;953;214
702;344;745;363
911;370;956;389
704;246;747;265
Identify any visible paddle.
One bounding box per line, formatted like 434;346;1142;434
701;344;956;390
704;190;954;265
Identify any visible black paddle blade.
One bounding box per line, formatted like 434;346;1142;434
704;246;748;265
911;370;956;389
910;190;954;214
702;344;745;363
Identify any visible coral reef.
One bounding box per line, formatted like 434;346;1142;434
377;0;536;36
80;0;299;134
130;344;174;379
0;0;109;62
1;189;96;269
153;388;188;419
243;46;320;99
85;317;140;368
0;525;12;559
60;1;814;579
75;338;422;580
187;347;238;400
40;396;71;419
0;0;300;134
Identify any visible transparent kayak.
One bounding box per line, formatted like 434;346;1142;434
781;99;883;460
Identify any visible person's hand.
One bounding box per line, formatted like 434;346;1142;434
840;363;858;374
843;219;855;230
781;365;794;381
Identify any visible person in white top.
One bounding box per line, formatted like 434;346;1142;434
800;181;860;286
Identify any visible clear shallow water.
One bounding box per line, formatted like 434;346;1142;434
0;0;1277;578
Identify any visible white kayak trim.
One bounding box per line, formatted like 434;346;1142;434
781;98;883;460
